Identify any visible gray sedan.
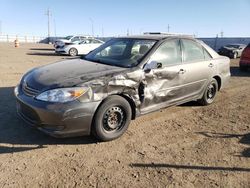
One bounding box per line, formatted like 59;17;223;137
15;34;230;141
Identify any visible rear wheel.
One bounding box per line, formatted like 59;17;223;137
92;96;132;141
69;48;78;56
198;78;218;106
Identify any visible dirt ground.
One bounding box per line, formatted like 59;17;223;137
0;42;249;188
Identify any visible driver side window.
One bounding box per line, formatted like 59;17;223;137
150;39;182;67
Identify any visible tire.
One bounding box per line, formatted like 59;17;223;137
92;95;132;141
233;52;238;59
198;78;218;106
69;48;78;56
240;65;247;72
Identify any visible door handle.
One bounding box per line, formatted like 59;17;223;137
208;63;214;67
179;69;186;74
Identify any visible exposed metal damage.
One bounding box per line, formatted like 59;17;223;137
78;66;182;115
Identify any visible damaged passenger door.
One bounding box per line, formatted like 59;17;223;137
140;39;185;113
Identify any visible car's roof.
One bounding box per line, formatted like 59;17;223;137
118;34;195;41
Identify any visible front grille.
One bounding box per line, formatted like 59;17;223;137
22;82;40;97
17;101;40;123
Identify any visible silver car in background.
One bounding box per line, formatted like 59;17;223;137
55;38;104;56
54;35;91;48
15;34;230;141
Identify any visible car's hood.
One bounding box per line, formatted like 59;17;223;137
24;59;127;91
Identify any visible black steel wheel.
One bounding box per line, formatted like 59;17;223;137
92;96;132;141
198;78;218;106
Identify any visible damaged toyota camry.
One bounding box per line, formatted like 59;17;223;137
15;34;230;141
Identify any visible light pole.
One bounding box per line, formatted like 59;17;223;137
54;18;57;37
220;30;224;38
101;26;104;37
45;8;51;37
89;18;94;37
167;24;170;33
139;28;143;34
0;20;2;35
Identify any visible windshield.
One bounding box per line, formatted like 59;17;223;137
84;38;157;68
64;35;73;40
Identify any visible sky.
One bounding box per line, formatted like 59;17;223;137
0;0;250;37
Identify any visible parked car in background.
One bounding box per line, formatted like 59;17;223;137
239;43;250;71
218;44;246;59
54;35;91;48
15;34;230;141
55;38;104;56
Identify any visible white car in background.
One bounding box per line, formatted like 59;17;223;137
54;35;91;48
55;38;104;56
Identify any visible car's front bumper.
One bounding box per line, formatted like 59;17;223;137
14;86;101;138
55;48;67;54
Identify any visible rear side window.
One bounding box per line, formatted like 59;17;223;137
182;39;204;62
247;43;250;48
150;39;182;67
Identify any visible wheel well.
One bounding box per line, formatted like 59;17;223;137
93;94;137;122
213;76;221;90
117;94;136;120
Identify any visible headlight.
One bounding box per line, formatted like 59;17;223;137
14;85;19;96
36;87;88;103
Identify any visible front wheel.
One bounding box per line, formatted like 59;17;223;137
198;78;218;106
92;96;132;141
233;52;238;59
69;48;78;56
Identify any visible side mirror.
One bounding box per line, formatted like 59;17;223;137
143;61;162;72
